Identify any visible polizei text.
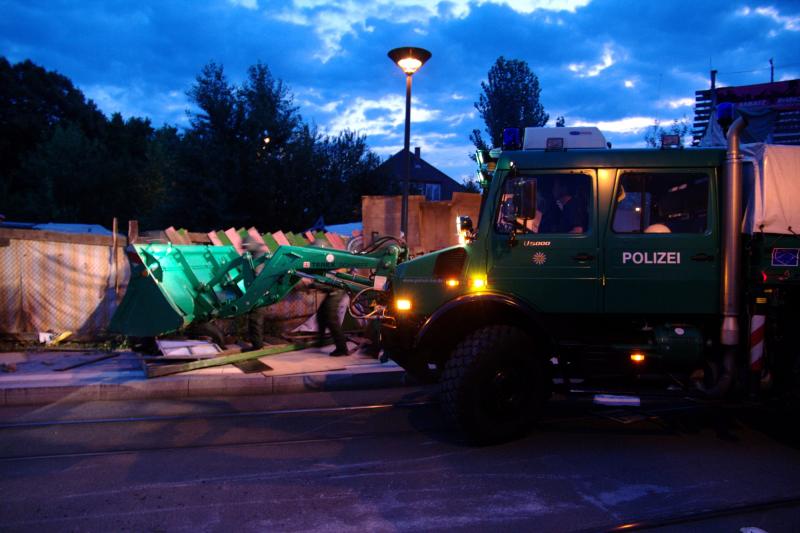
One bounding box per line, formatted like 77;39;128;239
622;251;681;265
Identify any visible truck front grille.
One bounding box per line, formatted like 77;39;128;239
433;248;467;279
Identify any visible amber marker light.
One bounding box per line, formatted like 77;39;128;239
471;276;487;290
630;353;646;364
445;278;460;288
395;298;412;311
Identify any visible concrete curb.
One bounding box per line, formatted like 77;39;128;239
0;368;410;406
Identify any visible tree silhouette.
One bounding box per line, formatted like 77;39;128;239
0;57;389;231
470;57;549;150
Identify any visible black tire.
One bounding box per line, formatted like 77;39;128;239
441;325;549;444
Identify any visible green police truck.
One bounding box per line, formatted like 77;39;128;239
111;115;799;443
381;118;800;442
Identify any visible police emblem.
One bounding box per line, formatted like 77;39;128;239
532;252;547;265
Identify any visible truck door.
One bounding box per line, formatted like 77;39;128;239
603;169;719;314
488;170;600;313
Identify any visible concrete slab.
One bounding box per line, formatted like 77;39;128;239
4;383;100;406
97;377;190;401
0;344;408;406
187;375;274;397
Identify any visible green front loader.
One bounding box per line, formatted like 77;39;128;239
110;241;403;337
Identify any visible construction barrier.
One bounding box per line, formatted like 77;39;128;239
0;228;128;340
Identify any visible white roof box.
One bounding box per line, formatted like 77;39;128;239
523;127;608;150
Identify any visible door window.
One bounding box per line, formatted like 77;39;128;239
496;173;591;234
612;172;709;234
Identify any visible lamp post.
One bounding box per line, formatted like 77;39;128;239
388;46;431;239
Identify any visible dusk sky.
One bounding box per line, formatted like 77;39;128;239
3;1;799;183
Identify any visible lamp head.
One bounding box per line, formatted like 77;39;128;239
388;47;431;75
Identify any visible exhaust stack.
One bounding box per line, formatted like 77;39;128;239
720;116;748;346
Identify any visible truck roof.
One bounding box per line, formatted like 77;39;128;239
499;148;727;170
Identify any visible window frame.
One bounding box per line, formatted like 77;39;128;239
493;169;595;236
610;168;714;237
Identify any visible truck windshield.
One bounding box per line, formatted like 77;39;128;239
496;173;591;234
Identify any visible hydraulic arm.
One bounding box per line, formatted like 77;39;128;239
110;242;402;337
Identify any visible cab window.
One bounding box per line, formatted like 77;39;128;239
612;172;709;234
496;173;591;234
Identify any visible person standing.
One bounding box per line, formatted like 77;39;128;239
315;283;350;357
308;240;350;357
243;236;268;350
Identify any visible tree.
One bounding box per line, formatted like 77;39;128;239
1;57;389;232
644;117;690;148
0;57;107;218
179;61;388;231
470;57;549;150
555;115;566;127
317;130;383;223
15;123;104;221
462;178;481;193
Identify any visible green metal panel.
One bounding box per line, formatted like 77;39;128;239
603;167;720;314
391;247;471;315
746;233;800;285
487;169;601;313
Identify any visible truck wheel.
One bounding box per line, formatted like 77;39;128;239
441;325;548;444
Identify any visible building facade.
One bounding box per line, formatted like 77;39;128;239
377;147;466;201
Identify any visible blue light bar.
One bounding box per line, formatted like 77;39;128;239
717;102;736;121
502;128;521;150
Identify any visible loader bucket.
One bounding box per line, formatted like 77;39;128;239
110;243;242;337
111;240;401;338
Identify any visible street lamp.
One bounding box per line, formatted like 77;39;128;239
388;46;431;239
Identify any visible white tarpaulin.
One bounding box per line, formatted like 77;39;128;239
742;143;800;235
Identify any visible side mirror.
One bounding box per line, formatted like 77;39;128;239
457;215;475;244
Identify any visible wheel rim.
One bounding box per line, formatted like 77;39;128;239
482;362;530;420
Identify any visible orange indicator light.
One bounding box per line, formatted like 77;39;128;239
445;278;460;288
630;353;646;363
471;277;487;290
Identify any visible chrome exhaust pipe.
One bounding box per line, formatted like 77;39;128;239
721;116;748;347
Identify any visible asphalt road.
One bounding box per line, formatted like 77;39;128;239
1;387;800;532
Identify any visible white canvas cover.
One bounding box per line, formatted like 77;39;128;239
742;143;800;235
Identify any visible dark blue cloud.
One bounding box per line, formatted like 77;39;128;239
2;0;799;180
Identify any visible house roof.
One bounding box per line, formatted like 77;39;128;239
378;149;465;191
